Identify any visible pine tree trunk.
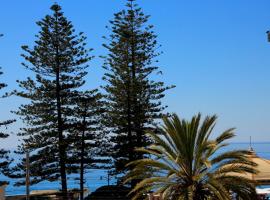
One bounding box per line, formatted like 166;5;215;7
54;10;68;197
80;107;86;200
56;57;68;198
131;28;139;189
80;136;85;200
126;42;133;165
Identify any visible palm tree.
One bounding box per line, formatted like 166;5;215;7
124;113;257;200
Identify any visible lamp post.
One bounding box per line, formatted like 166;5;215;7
25;146;30;200
100;171;111;186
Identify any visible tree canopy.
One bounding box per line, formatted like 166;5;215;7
102;0;174;176
125;114;258;200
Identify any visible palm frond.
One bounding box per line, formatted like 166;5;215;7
124;113;257;200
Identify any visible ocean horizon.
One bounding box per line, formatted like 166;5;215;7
2;142;270;196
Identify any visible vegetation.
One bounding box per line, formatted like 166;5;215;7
69;90;109;200
8;4;93;197
0;2;262;200
102;0;174;176
0;36;15;185
125;114;258;200
85;185;131;200
0;72;14;186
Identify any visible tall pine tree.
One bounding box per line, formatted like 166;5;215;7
0;70;15;186
0;35;15;185
67;90;109;200
102;0;174;177
9;4;92;196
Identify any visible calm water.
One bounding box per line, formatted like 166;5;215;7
2;142;270;196
2;169;113;196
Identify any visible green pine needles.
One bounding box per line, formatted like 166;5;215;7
8;4;103;198
0;1;261;200
0;46;15;185
0;34;15;187
102;0;174;177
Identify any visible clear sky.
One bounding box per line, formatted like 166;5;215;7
0;0;270;147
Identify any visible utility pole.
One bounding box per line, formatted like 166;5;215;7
100;171;111;186
26;148;30;200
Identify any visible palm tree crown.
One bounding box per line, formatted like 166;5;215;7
125;113;257;200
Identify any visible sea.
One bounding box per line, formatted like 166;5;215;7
2;142;270;196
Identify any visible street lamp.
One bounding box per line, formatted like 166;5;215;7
25;145;30;200
100;171;112;186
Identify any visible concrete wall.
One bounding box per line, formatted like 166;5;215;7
6;195;25;200
0;185;6;200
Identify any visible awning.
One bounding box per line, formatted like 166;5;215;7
227;149;270;185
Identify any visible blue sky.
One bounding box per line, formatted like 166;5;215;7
0;0;270;147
